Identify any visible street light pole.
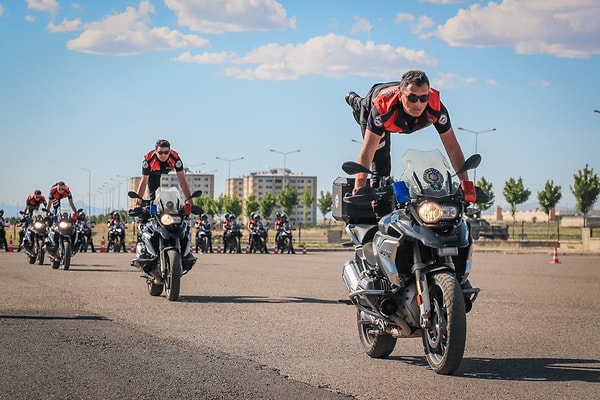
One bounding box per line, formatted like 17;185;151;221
457;127;496;182
270;149;300;187
82;168;91;216
216;156;244;194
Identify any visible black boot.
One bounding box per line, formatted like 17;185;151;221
345;91;362;124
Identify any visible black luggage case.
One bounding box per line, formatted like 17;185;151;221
332;177;377;224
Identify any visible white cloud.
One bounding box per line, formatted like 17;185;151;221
394;13;415;24
165;0;296;34
351;17;372;34
180;33;437;80
172;51;237;64
48;17;81;32
27;0;59;14
431;72;476;90
436;0;600;58
0;5;4;17
25;14;36;23
66;1;209;56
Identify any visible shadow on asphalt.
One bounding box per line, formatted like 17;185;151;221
180;295;339;304
384;355;600;382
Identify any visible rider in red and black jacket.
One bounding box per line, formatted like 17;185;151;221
23;190;47;216
135;139;192;204
47;182;78;214
345;70;468;192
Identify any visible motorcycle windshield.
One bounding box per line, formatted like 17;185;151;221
400;149;459;198
31;209;45;221
153;187;183;212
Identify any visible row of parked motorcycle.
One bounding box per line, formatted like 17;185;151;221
196;216;295;255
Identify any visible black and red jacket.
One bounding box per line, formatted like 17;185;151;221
141;149;184;176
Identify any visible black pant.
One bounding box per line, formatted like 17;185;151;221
350;82;400;185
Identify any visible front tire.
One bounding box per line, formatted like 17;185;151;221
422;272;467;375
62;242;72;270
164;249;182;301
357;311;397;358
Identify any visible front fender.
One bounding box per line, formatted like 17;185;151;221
391;218;470;248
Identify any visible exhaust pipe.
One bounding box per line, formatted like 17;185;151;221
342;260;361;292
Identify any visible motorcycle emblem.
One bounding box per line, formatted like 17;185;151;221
423;168;444;191
334;193;340;209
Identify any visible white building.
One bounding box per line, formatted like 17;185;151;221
226;168;317;224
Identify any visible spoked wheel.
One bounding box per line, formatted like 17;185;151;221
37;243;45;266
357;310;397;358
27;240;37;264
422;272;466;375
279;237;292;253
164;249;182;301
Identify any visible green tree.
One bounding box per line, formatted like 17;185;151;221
215;194;227;216
503;177;531;221
301;187;314;223
537;180;562;222
196;195;218;217
571;164;600;227
259;192;277;222
277;184;298;217
317;190;333;224
222;195;243;218
475;176;495;212
244;193;260;219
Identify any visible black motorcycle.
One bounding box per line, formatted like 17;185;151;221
107;220;127;253
21;209;50;265
223;220;242;253
337;149;483;375
276;223;295;254
195;221;213;253
129;187;203;301
249;224;268;253
46;208;84;270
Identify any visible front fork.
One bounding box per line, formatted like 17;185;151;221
412;243;432;329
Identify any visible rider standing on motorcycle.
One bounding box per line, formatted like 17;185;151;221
345;69;469;194
47;182;78;214
107;211;127;253
18;190;48;251
134;139;196;266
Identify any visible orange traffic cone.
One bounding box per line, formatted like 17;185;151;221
100;236;107;253
302;244;307;255
130;241;136;253
216;245;222;254
550;247;560;264
8;237;14;252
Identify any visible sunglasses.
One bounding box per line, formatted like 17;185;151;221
157;150;170;155
405;93;429;103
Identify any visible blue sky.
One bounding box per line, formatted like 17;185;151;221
1;0;599;218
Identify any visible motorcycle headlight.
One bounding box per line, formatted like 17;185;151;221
417;201;458;223
58;221;72;230
159;213;181;225
33;221;45;231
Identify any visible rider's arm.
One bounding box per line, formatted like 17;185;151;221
176;170;192;205
135;175;149;206
439;127;468;181
354;129;382;193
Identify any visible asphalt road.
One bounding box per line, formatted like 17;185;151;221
1;249;599;400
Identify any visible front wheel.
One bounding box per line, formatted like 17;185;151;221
357;311;397;358
422;272;467;375
164;249;182;301
62;242;72;270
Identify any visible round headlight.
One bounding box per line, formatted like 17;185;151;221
417;201;442;223
160;213;175;225
58;221;72;230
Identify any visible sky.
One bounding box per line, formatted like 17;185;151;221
1;0;599;218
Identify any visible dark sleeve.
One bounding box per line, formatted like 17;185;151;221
141;158;150;175
174;156;184;172
434;101;452;134
365;106;386;136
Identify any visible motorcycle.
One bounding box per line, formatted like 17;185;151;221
46;208;84;270
337;149;483;375
195;221;213;253
128;187;203;301
107;219;127;252
223;220;242;253
276;223;295;254
76;215;94;253
21;209;50;265
249;224;268;253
